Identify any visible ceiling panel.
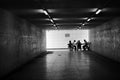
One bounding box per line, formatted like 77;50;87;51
0;0;120;29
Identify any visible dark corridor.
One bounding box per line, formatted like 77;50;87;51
1;0;120;80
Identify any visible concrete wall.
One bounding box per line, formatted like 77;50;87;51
0;9;46;78
90;18;120;62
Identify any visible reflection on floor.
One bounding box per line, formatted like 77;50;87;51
47;48;69;51
3;50;120;80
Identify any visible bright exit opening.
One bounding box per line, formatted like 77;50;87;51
46;30;89;49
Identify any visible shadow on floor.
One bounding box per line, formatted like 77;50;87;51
1;51;53;80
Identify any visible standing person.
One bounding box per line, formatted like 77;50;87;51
76;40;82;51
83;39;89;51
67;40;73;51
73;40;77;51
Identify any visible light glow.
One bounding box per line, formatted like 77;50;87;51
43;10;49;15
50;19;54;23
37;9;49;15
96;9;102;14
53;24;56;27
82;24;85;26
46;30;89;49
87;18;91;21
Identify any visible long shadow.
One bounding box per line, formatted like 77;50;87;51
1;51;53;80
85;50;120;70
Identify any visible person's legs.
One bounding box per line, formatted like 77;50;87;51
73;46;76;51
77;45;81;51
83;45;86;51
70;45;73;51
86;45;90;50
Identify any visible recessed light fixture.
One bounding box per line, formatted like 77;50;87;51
96;9;102;14
50;19;54;23
43;9;49;15
53;24;55;27
53;18;63;20
82;23;85;26
87;18;91;21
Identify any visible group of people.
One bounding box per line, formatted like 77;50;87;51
67;39;90;51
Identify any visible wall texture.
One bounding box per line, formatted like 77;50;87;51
0;9;46;78
90;18;120;62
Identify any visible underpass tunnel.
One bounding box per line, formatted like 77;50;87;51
0;0;120;79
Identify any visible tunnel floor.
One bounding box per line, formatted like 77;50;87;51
3;49;120;80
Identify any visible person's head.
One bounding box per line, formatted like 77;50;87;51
69;40;71;43
84;39;87;42
74;40;76;42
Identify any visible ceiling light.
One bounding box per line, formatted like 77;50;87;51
82;23;85;26
53;18;63;20
50;19;54;23
47;9;56;13
53;24;56;27
43;10;49;15
96;9;102;14
90;8;98;12
87;18;91;21
36;9;44;13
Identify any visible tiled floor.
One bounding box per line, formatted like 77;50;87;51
4;50;120;80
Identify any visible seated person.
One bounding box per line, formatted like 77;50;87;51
72;40;77;51
68;40;73;51
82;39;90;51
76;40;82;51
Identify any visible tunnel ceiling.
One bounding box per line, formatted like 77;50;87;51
0;0;120;30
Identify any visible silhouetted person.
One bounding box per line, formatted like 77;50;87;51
68;40;73;51
73;40;77;51
83;39;89;51
76;40;82;51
